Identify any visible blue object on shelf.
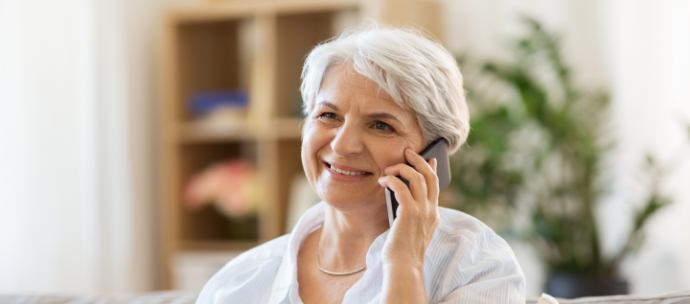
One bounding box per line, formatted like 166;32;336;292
189;91;248;115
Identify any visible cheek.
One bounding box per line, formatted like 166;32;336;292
368;141;407;173
300;140;311;176
301;123;329;175
300;133;316;176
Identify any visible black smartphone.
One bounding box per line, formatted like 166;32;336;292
385;138;451;227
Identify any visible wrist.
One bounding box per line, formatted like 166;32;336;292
383;259;425;276
382;257;428;304
384;252;425;270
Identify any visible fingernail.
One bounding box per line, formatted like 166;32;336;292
378;177;385;185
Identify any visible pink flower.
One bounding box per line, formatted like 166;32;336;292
184;160;260;217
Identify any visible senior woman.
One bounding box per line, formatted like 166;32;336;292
197;26;525;303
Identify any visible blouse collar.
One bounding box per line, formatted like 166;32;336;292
268;202;324;303
267;202;391;303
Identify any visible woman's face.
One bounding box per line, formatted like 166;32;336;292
301;63;425;211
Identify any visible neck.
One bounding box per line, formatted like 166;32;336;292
317;202;389;269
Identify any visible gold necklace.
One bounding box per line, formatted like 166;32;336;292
315;235;366;276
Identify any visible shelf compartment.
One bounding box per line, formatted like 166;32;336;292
264;138;304;235
175;142;261;243
175;18;250;121
273;11;344;118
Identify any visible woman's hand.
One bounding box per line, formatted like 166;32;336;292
378;148;439;268
378;148;439;303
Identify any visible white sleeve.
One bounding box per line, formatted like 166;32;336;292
438;230;526;304
438;273;525;304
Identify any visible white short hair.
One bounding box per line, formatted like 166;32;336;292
300;26;470;153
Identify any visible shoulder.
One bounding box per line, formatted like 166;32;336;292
435;207;513;253
216;234;290;277
231;234;291;265
435;208;512;247
426;208;525;302
433;207;520;268
196;235;290;302
436;207;495;237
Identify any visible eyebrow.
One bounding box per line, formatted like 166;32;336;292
316;101;405;125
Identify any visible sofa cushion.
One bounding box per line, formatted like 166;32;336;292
0;291;196;304
527;290;690;304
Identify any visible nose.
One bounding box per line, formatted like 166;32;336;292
330;121;364;156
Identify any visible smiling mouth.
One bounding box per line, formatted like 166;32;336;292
324;162;373;176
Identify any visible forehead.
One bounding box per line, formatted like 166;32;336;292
317;64;408;114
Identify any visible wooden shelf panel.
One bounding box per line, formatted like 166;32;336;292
181;240;258;252
175;118;304;143
169;0;360;24
177;121;259;143
267;118;304;139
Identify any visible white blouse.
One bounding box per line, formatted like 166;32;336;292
196;203;525;303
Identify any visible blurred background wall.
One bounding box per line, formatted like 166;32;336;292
0;0;163;293
0;0;688;298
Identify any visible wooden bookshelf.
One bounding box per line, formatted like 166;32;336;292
156;0;442;289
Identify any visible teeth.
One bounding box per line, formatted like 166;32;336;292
330;165;367;176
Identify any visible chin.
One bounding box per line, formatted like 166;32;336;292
318;185;386;211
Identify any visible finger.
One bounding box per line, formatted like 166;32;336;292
404;148;439;201
428;158;439;202
383;163;427;203
378;175;416;213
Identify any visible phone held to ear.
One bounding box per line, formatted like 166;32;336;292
385;138;451;227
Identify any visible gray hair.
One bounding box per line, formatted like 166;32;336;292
300;25;470;153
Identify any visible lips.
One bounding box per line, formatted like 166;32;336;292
323;161;373;176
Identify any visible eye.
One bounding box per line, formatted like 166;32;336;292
316;111;338;121
372;120;395;133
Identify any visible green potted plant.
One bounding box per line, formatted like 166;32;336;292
450;17;687;298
